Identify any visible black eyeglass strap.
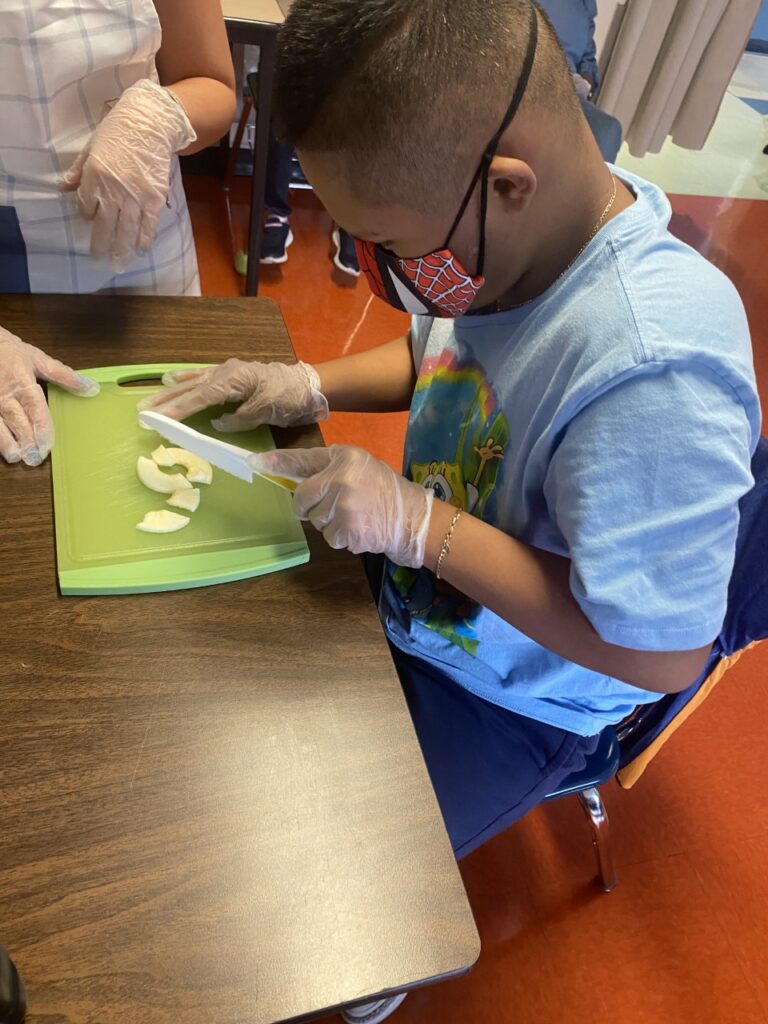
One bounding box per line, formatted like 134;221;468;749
443;0;539;275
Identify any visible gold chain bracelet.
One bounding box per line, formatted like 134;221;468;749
435;508;463;580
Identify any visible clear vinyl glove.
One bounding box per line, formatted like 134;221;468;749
573;72;592;99
59;79;197;272
252;445;434;568
0;325;100;466
144;359;329;430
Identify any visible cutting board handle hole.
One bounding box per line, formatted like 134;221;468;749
117;376;164;388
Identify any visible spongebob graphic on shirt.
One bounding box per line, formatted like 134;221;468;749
389;349;510;655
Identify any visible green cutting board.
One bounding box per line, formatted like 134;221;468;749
49;364;309;595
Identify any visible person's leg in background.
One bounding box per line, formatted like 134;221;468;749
332;224;360;277
261;128;360;277
538;0;624;163
261;129;294;264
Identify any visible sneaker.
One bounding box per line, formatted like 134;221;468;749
332;227;361;277
260;217;293;264
341;992;408;1023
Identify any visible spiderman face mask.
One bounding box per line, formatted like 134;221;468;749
354;3;538;318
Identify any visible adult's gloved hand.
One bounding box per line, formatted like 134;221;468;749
59;79;197;272
573;72;592;99
252;445;434;567
146;359;329;430
0;325;99;466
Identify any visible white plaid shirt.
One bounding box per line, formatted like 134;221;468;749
0;0;200;295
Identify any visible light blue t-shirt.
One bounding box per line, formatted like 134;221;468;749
380;168;760;737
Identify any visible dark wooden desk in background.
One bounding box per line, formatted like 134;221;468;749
0;296;479;1024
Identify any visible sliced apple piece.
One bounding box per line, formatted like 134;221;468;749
167;488;200;513
151;445;213;485
151;444;180;467
137;455;192;493
136;510;190;533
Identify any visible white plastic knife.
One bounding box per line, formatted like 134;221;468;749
138;410;297;492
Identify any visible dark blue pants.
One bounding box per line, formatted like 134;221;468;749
366;556;599;858
391;647;599;858
265;131;294;218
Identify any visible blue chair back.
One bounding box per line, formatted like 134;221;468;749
617;435;768;777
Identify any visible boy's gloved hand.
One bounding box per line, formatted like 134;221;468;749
253;444;434;568
146;359;329;429
60;79;197;272
0;326;100;466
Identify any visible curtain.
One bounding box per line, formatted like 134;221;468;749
596;0;762;157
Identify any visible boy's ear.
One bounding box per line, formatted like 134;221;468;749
488;156;537;208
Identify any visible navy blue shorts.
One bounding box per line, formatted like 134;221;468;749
364;555;600;858
389;646;600;859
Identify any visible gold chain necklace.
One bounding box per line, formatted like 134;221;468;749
492;174;619;313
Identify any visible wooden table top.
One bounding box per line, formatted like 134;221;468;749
221;0;290;27
0;296;479;1024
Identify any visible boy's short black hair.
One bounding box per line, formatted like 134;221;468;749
273;0;579;211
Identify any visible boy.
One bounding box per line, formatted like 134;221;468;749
151;4;759;1019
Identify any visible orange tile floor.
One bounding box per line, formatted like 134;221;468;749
185;174;768;1024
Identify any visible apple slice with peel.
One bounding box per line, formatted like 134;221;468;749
137;455;192;493
136;510;190;533
167;488;200;513
152;445;213;485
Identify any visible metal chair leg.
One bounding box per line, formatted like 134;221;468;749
245;34;276;297
576;786;617;892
